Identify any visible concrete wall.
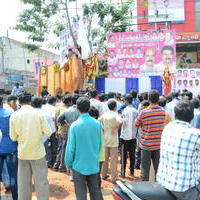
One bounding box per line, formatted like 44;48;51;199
0;37;58;75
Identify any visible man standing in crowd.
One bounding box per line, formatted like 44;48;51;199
42;96;57;167
120;94;138;177
41;86;49;98
191;98;200;128
10;94;51;200
130;89;140;109
3;95;18;112
165;92;180;120
135;90;166;181
0;96;18;200
90;90;104;116
157;100;200;200
65;97;103;200
99;100;122;183
57;94;80;179
54;94;72;172
11;82;24;96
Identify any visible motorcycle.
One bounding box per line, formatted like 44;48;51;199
112;180;176;200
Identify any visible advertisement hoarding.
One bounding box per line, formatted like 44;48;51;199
148;0;185;23
107;30;176;78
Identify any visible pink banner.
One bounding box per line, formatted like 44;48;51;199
107;30;176;78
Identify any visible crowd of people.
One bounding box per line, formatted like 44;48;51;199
0;85;200;200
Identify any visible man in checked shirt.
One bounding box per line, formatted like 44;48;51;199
157;100;200;200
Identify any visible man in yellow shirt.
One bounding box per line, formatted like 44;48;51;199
10;94;51;200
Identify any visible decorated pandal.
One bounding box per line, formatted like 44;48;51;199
38;54;99;95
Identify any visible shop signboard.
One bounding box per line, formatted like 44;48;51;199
176;32;200;42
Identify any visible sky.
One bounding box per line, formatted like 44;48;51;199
0;0;124;52
0;0;26;41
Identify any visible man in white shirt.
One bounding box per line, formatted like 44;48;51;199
99;100;122;183
165;92;180;120
120;94;138;177
90;90;104;116
42;96;57;167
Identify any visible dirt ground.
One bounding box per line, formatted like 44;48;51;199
1;167;141;200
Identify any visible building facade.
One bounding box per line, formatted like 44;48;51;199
137;0;200;68
0;36;58;93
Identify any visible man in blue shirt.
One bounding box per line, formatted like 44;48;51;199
65;97;103;200
11;82;24;96
0;96;18;200
130;89;140;109
157;100;200;199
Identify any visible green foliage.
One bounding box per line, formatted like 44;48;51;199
16;0;60;49
16;0;135;52
21;43;39;52
83;0;135;53
96;71;108;78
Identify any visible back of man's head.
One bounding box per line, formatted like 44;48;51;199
142;92;148;100
158;96;167;107
108;100;117;111
0;96;3;107
90;90;98;98
107;92;116;99
185;91;193;100
19;94;32;105
63;94;72;105
148;90;159;104
191;98;200;109
124;94;133;105
130;89;138;99
32;97;43;108
71;94;79;105
47;96;57;105
15;82;19;88
88;106;99;119
175;100;194;123
77;97;90;113
98;93;106;102
56;94;63;101
7;95;18;103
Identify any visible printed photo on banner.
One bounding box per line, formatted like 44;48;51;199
174;69;200;96
107;30;176;78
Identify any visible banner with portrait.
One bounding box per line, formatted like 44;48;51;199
107;30;176;78
174;68;200;96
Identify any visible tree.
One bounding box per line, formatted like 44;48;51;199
83;0;135;53
16;0;135;53
16;0;78;50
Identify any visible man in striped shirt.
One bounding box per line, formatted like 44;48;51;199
135;90;166;181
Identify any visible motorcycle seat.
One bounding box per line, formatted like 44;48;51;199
125;182;176;200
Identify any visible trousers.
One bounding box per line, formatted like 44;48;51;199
18;157;49;200
73;169;103;200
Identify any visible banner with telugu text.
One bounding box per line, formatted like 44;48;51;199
107;30;176;78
